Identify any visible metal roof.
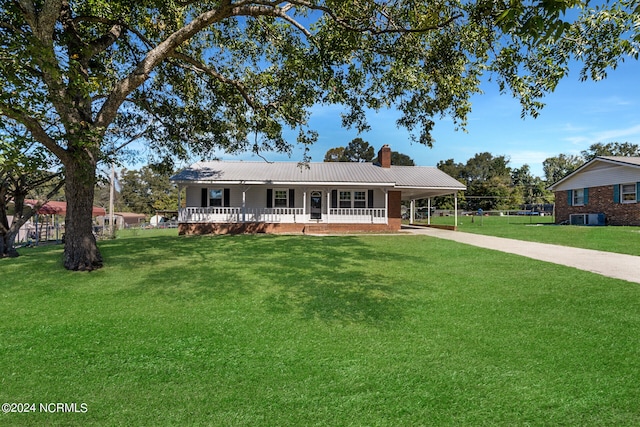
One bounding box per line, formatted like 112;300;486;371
171;161;465;199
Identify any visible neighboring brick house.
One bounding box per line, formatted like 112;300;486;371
548;156;640;226
170;145;466;234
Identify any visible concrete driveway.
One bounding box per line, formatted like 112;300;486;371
402;225;640;285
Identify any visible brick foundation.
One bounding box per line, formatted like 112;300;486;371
179;221;402;235
554;185;640;226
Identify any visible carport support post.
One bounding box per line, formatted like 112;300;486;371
454;192;458;228
410;199;415;225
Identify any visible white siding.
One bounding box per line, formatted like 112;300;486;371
553;164;640;191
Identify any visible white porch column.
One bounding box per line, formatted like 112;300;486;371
326;190;331;223
454;192;458;228
384;189;388;225
428;198;431;225
242;189;246;222
303;189;307;222
410;199;415;225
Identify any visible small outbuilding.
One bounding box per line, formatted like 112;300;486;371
97;212;147;229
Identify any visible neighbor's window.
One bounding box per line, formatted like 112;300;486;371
209;189;223;207
339;191;352;208
572;188;584;206
354;191;366;208
274;190;288;207
621;183;637;203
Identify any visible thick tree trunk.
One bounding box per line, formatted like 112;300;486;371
63;153;103;271
1;188;27;258
1;230;20;258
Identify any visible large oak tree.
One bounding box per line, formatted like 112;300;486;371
1;1;638;270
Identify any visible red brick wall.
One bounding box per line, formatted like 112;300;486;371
388;190;402;230
554;185;640;226
179;221;402;235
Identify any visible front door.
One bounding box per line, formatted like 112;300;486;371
310;191;322;220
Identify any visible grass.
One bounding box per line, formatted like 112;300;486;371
2;229;640;425
418;214;640;256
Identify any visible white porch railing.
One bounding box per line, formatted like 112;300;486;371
180;207;242;223
329;208;387;224
244;208;304;223
180;207;304;223
179;207;387;224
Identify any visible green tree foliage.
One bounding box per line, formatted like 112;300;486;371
326;139;415;165
435;155;552;211
118;165;181;215
323;147;347;162
1;1;638;269
342;138;375;162
581;142;640;161
511;164;552;206
461;153;513;210
434;159;466;210
372;151;416;166
542;153;584;183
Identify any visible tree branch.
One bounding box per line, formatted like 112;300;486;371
0;104;67;161
169;51;261;110
259;0;463;35
95;4;236;129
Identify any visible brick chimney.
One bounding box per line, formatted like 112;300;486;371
378;144;391;168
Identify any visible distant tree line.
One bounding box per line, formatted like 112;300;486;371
324;139;640;212
324;138;415;165
94;165;182;216
437;142;640;211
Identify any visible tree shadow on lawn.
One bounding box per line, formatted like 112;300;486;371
100;234;408;326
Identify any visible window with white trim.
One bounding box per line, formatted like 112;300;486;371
209;189;223;207
621;183;637;203
572;188;584;206
339;191;352;208
274;190;288;207
339;190;367;208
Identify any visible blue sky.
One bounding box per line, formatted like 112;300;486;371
209;57;640;179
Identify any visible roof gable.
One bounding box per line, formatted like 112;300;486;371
548;156;640;191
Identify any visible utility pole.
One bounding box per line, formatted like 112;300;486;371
109;164;115;238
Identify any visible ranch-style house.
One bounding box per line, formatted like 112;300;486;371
548;156;640;226
170;145;466;234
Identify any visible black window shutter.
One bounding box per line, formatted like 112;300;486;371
331;190;338;208
201;188;208;207
266;189;273;208
368;190;374;208
224;188;230;207
289;189;295;208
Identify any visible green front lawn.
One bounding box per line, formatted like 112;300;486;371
420;214;640;256
2;232;640;425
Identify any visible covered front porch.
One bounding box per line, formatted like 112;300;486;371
176;185;393;230
178;206;388;224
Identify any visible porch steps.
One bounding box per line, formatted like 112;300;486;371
303;224;330;234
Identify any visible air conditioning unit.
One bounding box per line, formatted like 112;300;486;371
570;213;605;226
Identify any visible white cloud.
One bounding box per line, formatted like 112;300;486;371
593;124;640;141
